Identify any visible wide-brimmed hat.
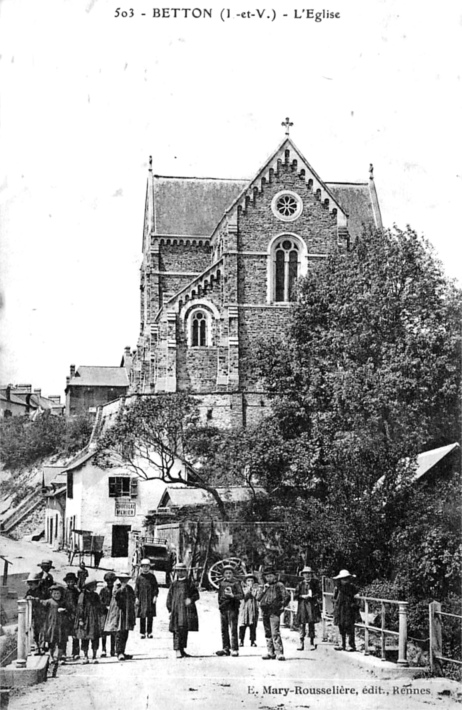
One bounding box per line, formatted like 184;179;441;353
222;564;234;572
103;571;117;583
263;567;276;576
174;562;187;571
63;572;78;582
140;559;151;566
83;577;98;589
301;566;313;574
37;559;54;568
26;572;43;583
116;572;131;580
245;573;257;580
333;569;355;580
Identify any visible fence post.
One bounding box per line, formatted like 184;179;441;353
16;599;27;668
381;601;386;661
429;601;442;674
397;601;408;666
321;577;327;641
364;599;369;655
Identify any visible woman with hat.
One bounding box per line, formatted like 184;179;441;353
99;572;117;657
76;578;102;664
104;572;136;661
135;559;159;639
332;569;359;652
63;571;80;660
238;573;260;648
166;562;199;658
294;566;321;651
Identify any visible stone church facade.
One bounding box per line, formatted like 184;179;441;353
129;133;382;427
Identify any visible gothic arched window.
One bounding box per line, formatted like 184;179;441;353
274;238;300;302
191;310;207;347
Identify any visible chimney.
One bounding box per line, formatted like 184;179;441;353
70;364;76;378
6;385;11;401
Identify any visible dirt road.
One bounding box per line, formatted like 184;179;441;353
3;537;460;710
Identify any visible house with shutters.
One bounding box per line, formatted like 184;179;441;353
130;126;382;427
61;447;181;557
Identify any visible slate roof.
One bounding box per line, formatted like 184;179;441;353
327;183;378;241
152;176;247;236
151;175;378;242
68;366;129;388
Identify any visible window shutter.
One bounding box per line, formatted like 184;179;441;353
108;478;116;497
67;471;73;499
130;478;138;498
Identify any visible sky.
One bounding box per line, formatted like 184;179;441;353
1;0;461;399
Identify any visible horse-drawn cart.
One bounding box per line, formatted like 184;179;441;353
67;529;105;568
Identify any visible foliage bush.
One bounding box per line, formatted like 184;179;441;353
0;414;93;470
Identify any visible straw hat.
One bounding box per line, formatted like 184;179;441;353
26;572;43;583
174;562;187;571
140;559;151;566
49;584;66;595
116;572;131;580
301;566;313;574
333;569;355;580
245;573;257;580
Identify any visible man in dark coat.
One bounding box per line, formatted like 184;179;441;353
215;565;244;657
257;568;290;661
294;566;321;651
37;584;68;676
166;562;199;658
37;559;54;594
135;559;159;639
333;569;359;652
104;572;136;661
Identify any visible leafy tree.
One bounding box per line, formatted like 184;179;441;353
95;393;230;519
253;226;461;580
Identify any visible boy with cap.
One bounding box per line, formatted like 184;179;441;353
37;559;54;594
25;572;48;654
135;559;159;639
63;572;80;659
166;562;199;658
238;573;260;647
257;568;290;661
333;569;359;652
216;565;244;657
294;566;321;651
99;571;117;657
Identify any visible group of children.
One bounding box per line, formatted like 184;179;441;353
24;557;357;671
24;557;159;674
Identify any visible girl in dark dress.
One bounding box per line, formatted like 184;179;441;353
63;572;80;660
166;562;199;658
76;578;102;664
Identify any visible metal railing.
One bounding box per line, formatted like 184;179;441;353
429;601;462;673
16;598;34;668
321;577;408;666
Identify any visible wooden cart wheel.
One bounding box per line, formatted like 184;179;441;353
208;557;246;589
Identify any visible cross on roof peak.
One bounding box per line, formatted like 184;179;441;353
281;117;293;136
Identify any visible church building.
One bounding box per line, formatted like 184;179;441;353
130;124;382;427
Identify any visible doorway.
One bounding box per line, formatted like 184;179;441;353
112;525;131;557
